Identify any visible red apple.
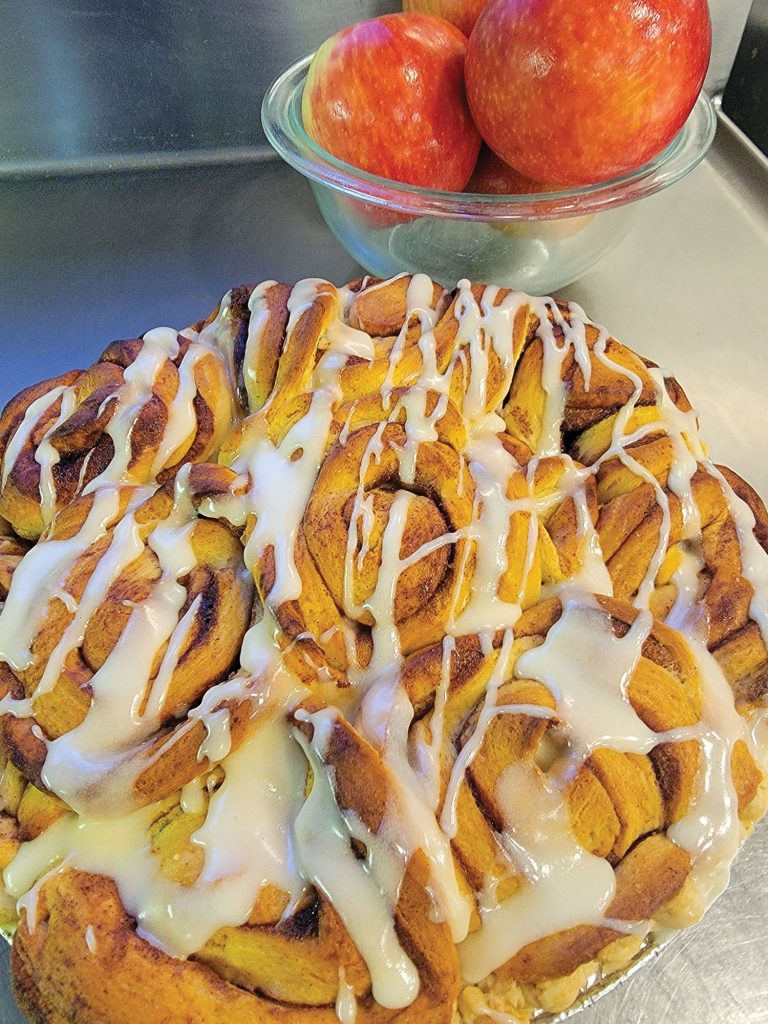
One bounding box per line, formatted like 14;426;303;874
466;145;563;195
465;0;711;186
302;13;481;191
466;146;594;237
402;0;492;38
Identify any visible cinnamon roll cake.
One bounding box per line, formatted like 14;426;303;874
0;273;765;1024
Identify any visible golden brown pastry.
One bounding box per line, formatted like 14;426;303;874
0;274;765;1024
0;330;234;541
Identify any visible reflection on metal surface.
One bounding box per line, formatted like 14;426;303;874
0;0;399;173
0;144;276;180
706;0;755;93
0;0;756;176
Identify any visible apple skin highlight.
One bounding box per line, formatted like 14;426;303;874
302;13;481;191
465;0;711;186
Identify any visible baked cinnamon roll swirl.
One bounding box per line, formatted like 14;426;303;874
502;300;768;733
9;698;461;1024
0;329;234;541
375;595;761;1008
0;473;254;814
200;274;537;425
197;278;604;695
0;273;764;1024
0;518;29;601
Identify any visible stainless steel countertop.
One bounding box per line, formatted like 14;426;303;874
0;115;766;1023
0;0;400;173
0;0;747;175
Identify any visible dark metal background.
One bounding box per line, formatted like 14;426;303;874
722;0;768;155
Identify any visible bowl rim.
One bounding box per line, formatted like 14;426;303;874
261;54;717;221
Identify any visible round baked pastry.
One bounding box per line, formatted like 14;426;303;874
0;274;765;1024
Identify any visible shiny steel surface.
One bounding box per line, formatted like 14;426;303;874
0;0;751;174
0;113;766;1021
0;0;399;174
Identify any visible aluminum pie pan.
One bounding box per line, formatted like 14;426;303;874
533;931;678;1023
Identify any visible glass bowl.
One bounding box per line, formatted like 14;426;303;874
262;55;716;294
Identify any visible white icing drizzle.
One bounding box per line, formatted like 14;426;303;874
355;489;411;675
338;402;358;448
0;486;128;674
709;465;768;647
535;300;592;457
195;706;232;763
283;278;335;362
0;274;765;1016
15;864;61;934
385;277;448;482
40;501;199;813
413;635;454;810
440;629;516;839
239;389;334;604
459;758;616;983
143;594;203;724
34;510;148;699
341;423;420;676
452;281;524;425
646;367;704;539
536;455;613;596
667;636;744;911
571;484;613;595
324;319;376;361
1;386;69;489
3;326;225;525
293;707;419;1010
242;281;278;409
747;704;768;773
335;966;358;1024
83;328;181;493
380;274;439;409
343;425;383;576
392;387;448;487
357;671;473;942
197;290;232;362
190;697;308;916
451;432;533;635
515;600;656;760
590;334;671;610
4;674;308;959
666;543;704;633
35;386;78;527
179;775;206;816
149;343;210;477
